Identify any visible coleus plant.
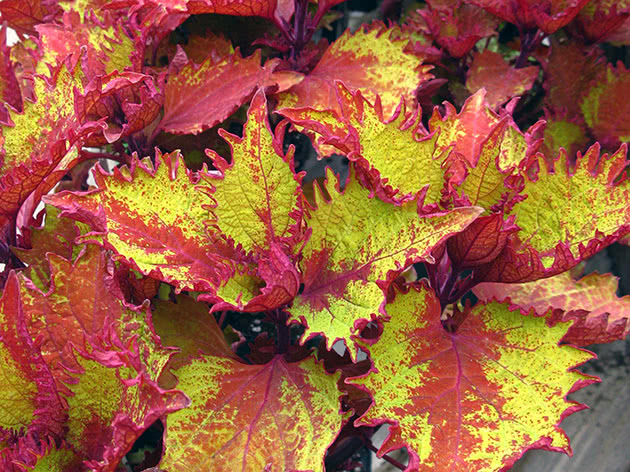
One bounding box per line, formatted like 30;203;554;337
1;0;630;471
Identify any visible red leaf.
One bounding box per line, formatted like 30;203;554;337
416;0;499;58
466;49;539;109
447;213;518;269
571;1;630;43
0;0;62;36
160;49;278;134
467;0;590;34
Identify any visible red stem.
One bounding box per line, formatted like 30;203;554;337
363;441;406;471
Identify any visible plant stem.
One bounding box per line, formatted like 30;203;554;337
275;310;290;355
363;441;406;471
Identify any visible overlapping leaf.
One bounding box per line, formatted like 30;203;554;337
475;270;630;345
277;22;432;120
160;354;343;471
572;0;630;42
0;0;62;36
580;62;630;148
348;282;596;471
45;151;229;293
0;62;99;245
287;168;481;356
543;38;603;119
204;90;302;254
281;86;501;206
477;144;630;283
468;0;590;33
160;49;278;135
466;50;539;109
0;273;64;437
416;0;499;58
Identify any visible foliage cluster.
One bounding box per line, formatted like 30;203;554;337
1;0;630;471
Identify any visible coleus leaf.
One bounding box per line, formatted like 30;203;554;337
277;22;433;120
543;37;603;119
0;272;65;437
12;205;88;290
477;143;630;283
466;50;539;109
151;293;238;388
280;85;492;206
580;62;630;148
159;49;278;135
347;282;596;471
20;245;173;389
287;167;482;357
453;118;529;211
475;270;630;345
63;344;188;471
0;0;62;36
160;354;343;471
417;0;499;58
35;13;139;78
76;70;164;145
572;0;630;43
203;90;302;255
467;0;591;34
45;150;230;293
0;62;99;243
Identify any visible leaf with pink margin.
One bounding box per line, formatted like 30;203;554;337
279;84;478;207
45;150;231;293
277;21;433;120
476;144;630;283
63;344;188;471
475;270;630;345
467;0;591;34
35;12;141;79
0;272;65;438
535;114;589;164
467;50;539;109
348;282;597;471
160;49;278;135
0;62;102;251
159;354;343;472
20;245;174;391
287;167;482;358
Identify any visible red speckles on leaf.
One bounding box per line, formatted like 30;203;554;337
160;354;343;472
475;269;630;345
348;282;596;471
